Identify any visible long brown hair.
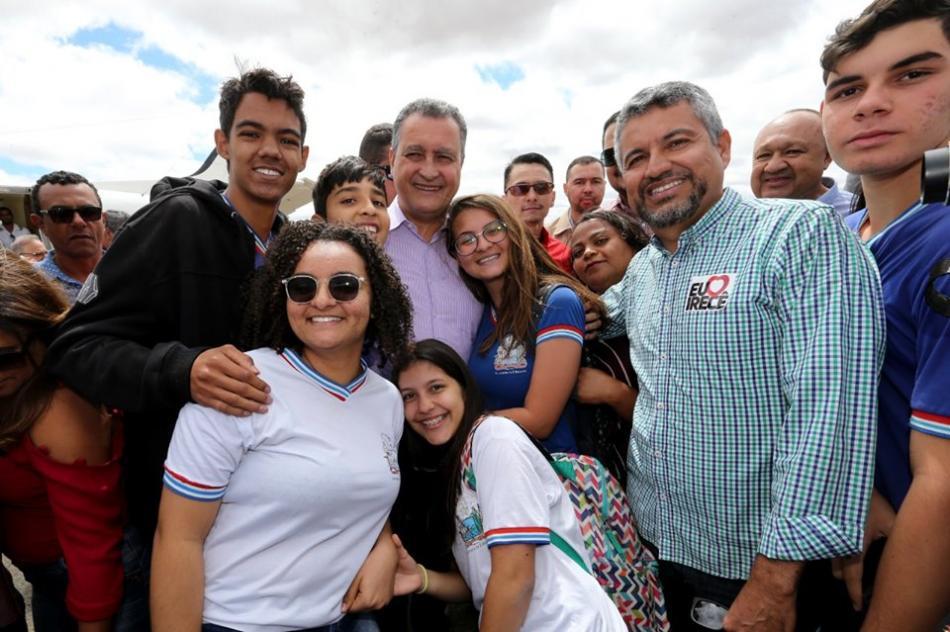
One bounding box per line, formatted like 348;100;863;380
0;253;69;450
447;194;603;354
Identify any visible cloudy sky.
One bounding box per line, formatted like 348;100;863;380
0;0;870;215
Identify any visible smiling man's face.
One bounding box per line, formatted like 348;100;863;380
391;113;463;226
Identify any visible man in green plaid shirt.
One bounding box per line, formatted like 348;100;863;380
602;81;885;631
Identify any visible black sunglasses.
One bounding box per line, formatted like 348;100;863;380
505;182;555;197
601;147;617;168
0;348;28;372
38;205;103;224
453;219;508;256
281;273;366;303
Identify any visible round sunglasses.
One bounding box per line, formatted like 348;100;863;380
281;273;366;303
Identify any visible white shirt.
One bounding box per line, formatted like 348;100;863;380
0;224;30;248
164;348;403;632
453;415;626;631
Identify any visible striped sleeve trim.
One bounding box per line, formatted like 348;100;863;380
910;410;950;439
485;526;551;548
536;325;584;346
163;466;227;502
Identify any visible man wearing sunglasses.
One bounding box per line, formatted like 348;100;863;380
29;170;105;304
47;68;309;539
546;155;606;243
502;152;572;273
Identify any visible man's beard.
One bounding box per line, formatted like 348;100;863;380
635;174;706;229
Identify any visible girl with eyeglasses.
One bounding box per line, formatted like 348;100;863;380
446;194;603;454
389;339;627;631
151;222;413;632
0;254;147;631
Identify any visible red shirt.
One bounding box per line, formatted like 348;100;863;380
0;429;124;621
538;227;573;275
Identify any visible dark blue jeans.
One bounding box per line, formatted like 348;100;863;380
202;613;378;632
20;526;150;632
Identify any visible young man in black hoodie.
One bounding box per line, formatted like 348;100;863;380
47;68;309;535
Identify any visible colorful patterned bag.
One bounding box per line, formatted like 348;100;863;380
461;421;669;631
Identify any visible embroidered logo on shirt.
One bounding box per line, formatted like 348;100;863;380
381;433;400;475
493;335;528;372
456;499;485;550
685;273;735;312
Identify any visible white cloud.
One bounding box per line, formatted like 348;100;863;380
0;0;870;208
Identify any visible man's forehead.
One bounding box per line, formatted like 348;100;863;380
508;163;552;183
568;163;604;179
756;115;822;148
233;92;302;133
827;19;949;81
38;182;98;206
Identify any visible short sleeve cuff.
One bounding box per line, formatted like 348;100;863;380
910;410;950;439
163;466;227;502
485;526;551;548
536;325;584;346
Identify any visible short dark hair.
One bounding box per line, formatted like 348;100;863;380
311;156;387;219
218;68;307;140
392;98;467;160
603;111;620;135
31;170;102;212
503;152;554;189
359;123;394;165
821;0;950;83
241;221;412;361
565;155;604;181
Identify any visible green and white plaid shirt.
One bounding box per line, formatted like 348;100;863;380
603;188;885;579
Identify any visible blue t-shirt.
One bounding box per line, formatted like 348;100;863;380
468;286;585;453
847;203;950;509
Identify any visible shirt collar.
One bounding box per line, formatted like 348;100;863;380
279;348;368;402
388;196;448;242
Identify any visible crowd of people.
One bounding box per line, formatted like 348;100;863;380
1;0;948;630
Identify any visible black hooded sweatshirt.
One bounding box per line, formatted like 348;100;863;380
47;177;284;532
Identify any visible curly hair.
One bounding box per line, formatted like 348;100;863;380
574;209;650;254
241;222;413;362
447;194;604;354
0;252;70;449
31;170;102;213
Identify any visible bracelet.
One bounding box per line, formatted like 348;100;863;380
415;563;430;594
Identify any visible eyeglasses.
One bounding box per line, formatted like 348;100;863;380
505;182;555;197
281;273;367;303
0;348;27;372
601;147;617;168
453;219;508;256
38;205;103;224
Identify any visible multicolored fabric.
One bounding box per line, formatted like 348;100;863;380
462;419;669;631
602;188;885;579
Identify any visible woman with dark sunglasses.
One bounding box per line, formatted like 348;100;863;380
151;222;413;632
0;254;146;631
446;194;603;454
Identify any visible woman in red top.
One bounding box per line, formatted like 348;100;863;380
0;254;131;631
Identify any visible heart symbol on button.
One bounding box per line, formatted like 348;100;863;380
705;275;730;298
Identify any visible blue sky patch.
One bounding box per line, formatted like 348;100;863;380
476;62;525;90
0;156;47;182
66;23;218;104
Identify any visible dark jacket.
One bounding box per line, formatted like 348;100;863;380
47;177;283;531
